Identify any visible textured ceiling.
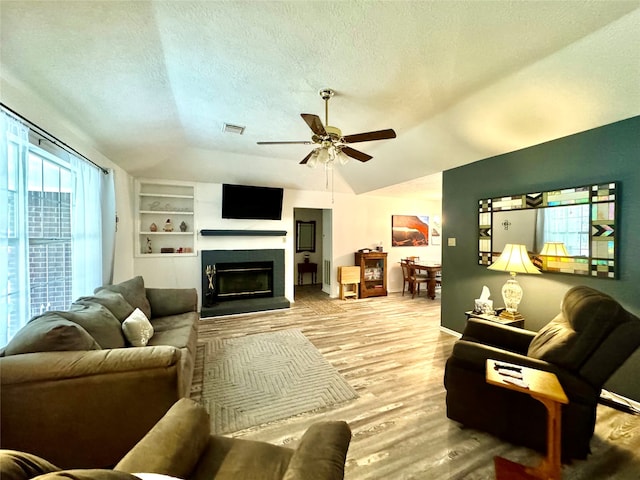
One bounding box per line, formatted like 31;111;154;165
1;1;639;196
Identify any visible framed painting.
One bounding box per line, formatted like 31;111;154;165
392;215;429;247
431;216;441;245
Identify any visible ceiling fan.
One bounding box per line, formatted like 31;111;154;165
257;88;396;166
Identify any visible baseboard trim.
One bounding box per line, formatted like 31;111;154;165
439;325;462;338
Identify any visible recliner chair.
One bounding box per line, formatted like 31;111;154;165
444;285;640;459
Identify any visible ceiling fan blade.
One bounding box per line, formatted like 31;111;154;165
343;128;396;144
299;150;314;165
342;146;373;162
257;141;313;145
301;114;327;136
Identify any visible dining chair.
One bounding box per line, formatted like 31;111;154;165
400;260;411;296
401;260;428;298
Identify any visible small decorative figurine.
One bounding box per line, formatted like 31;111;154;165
179;221;187;232
163;219;174;232
149;222;158;232
146;237;152;253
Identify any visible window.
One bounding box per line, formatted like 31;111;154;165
27;148;74;315
541;205;590;257
2;110;114;347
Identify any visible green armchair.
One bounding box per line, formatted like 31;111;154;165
444;285;640;460
1;398;352;480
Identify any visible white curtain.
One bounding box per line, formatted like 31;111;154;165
101;169;116;285
0;111;30;346
70;153;104;299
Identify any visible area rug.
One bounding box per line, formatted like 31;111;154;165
200;329;358;434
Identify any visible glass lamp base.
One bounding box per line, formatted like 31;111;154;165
501;273;523;313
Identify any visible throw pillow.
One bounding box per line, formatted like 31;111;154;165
3;315;100;356
122;308;154;347
62;302;126;349
75;290;135;322
0;449;60;480
96;276;152;320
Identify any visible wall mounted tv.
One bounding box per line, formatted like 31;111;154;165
221;184;284;220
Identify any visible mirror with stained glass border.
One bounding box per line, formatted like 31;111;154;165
478;182;617;278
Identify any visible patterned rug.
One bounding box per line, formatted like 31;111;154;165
200;329;357;434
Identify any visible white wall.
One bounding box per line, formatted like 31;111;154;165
130;180;442;304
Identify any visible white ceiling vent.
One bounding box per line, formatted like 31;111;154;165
222;123;245;135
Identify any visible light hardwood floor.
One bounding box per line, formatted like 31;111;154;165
190;286;640;479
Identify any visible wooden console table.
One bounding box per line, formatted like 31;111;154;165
297;262;317;285
486;359;568;480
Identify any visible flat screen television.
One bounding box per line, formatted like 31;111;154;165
222;184;284;220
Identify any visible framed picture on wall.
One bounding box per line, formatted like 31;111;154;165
392;215;429;247
431;216;441;245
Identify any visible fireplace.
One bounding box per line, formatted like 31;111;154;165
201;249;289;317
216;261;273;300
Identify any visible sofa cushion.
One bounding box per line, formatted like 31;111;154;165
133;475;182;480
96;276;152;320
3;316;100;356
527;313;578;368
122;309;154;347
147;313;196;349
61;302;126;349
528;286;630;371
0;449;60;480
34;470;140;480
115;398;210;479
75;290;135;322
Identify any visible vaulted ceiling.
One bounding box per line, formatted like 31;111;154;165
1;1;639;197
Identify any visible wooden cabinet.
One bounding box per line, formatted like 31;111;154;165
355;251;387;298
135;180;196;257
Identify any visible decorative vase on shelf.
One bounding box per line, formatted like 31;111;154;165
149;222;158;232
179;221;187;232
163;219;174;232
146;237;152;254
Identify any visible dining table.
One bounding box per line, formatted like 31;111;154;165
412;262;441;299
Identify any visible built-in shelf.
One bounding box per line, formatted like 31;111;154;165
200;229;287;237
136;180;196;256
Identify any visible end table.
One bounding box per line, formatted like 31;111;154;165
465;311;524;329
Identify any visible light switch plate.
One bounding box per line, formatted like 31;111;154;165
448;237;457;247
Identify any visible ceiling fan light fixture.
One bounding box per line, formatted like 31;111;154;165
306;149;320;168
317;147;330;165
336;149;350;165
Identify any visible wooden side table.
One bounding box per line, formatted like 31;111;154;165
338;266;360;300
465;311;525;329
297;262;317;285
486;359;568;480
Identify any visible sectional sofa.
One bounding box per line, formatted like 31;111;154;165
0;276;199;469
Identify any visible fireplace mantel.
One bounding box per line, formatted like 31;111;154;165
200;229;287;236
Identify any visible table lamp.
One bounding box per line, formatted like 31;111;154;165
540;242;569;256
488;244;541;320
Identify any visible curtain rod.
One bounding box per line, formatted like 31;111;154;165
1;102;109;175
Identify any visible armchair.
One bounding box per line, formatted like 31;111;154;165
444;286;640;459
1;398;352;480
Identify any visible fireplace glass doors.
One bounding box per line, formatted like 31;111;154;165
216;261;274;300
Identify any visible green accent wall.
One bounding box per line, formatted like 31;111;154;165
442;115;640;400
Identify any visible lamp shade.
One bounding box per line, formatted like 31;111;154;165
488;244;541;274
540;242;569;256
